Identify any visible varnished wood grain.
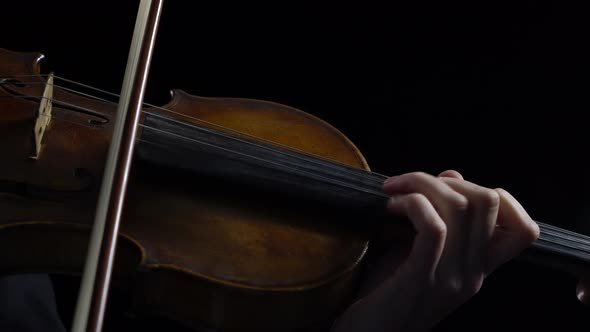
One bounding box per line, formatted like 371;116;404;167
0;49;374;331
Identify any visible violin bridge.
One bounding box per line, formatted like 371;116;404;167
30;72;54;160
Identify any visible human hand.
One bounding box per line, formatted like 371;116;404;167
331;170;540;332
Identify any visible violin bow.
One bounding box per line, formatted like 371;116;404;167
71;1;164;331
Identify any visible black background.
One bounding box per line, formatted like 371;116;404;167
2;1;589;330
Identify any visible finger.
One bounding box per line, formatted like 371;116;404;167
441;177;500;292
485;188;540;274
351;193;448;332
384;172;469;292
438;169;464;180
387;193;446;279
384;172;468;222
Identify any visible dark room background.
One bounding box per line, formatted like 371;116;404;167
2;1;589;330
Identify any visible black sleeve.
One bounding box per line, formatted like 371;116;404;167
0;274;66;332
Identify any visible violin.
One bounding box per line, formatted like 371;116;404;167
0;44;385;331
2;46;590;330
1;4;590;332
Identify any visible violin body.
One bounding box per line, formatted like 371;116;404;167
0;48;375;331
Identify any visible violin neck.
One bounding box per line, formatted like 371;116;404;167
520;222;590;274
135;112;590;273
136;111;390;210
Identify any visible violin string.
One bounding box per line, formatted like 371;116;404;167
537;222;590;253
2;75;369;171
538;222;590;248
2;93;387;204
136;127;389;199
536;224;590;257
2;75;389;180
0;106;99;129
0;94;108;122
545;224;590;249
5;76;590;254
2;93;388;196
1;90;387;198
79;78;388;184
139;106;387;186
3;121;590;257
1;76;388;183
17;81;117;107
0;80;120;109
9;103;590;254
539;231;590;251
1;75;390;186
